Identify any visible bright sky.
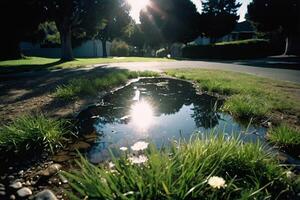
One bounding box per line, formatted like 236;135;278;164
128;0;252;23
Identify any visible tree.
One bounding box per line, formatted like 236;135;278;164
201;0;241;42
140;0;201;45
248;0;300;55
0;0;42;60
96;0;132;57
140;8;164;48
42;0;109;61
123;22;145;49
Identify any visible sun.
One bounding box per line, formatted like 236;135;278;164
127;0;150;23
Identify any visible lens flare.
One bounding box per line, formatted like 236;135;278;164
130;100;154;131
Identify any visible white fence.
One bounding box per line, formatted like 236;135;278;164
20;40;111;58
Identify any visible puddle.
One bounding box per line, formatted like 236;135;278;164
76;78;270;163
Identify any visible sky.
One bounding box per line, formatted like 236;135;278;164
129;0;252;23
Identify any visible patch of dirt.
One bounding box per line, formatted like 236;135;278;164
0;67;114;124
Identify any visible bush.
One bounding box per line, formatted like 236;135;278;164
156;48;168;58
64;135;296;199
111;39;130;57
182;39;279;59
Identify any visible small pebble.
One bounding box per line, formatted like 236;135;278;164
35;189;58;200
9;181;22;189
25;180;31;186
0;191;6;196
10;194;16;200
17;187;32;197
18;170;24;175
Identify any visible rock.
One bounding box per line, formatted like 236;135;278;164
17;187;32;197
9;181;22;189
0;183;5;190
18;170;24;175
38;164;62;177
25;180;31;186
70;141;91;151
0;191;6;196
35;189;58;200
52;154;72;163
59;175;68;184
10;194;16;200
83;132;98;142
277;153;288;162
8;175;14;180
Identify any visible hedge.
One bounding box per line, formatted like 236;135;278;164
182;39;283;59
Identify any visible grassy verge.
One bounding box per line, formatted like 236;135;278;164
64;135;297;199
166;69;300;120
0;115;68;154
268;125;300;151
0;56;173;74
54;70;159;100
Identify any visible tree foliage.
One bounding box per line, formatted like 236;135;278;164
0;0;42;60
248;0;299;34
247;0;300;55
201;0;241;39
140;0;201;45
96;0;132;57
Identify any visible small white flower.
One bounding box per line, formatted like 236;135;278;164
100;177;107;184
128;155;148;164
286;171;295;179
120;147;128;151
207;176;227;189
131;141;149;151
108;162;115;169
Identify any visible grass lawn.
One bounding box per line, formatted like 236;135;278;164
166;69;300;120
54;70;159;100
166;68;300;149
0;56;173;74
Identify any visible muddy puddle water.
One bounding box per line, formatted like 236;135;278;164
77;78;267;163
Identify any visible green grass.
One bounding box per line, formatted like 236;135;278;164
64;135;297;199
54;70;159;100
166;69;300;120
0;115;68;154
268;125;300;147
0;56;173;74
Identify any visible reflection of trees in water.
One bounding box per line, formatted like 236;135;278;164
77;78;223;133
191;94;223;129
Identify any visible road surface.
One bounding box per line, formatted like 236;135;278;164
104;59;300;83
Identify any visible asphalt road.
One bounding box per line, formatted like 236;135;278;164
106;59;300;83
1;57;300;84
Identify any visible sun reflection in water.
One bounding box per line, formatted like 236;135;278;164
130;100;154;131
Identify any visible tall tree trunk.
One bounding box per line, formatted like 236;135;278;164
102;40;107;58
60;25;74;61
284;34;300;56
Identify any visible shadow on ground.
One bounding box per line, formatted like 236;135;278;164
0;60;65;75
0;67;132;124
